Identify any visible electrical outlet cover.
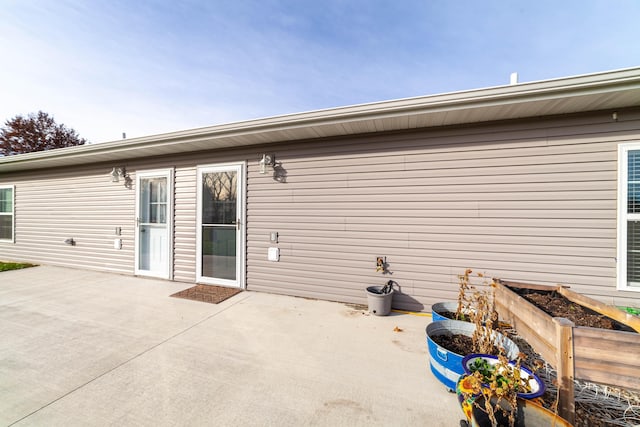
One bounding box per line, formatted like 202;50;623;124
268;247;280;262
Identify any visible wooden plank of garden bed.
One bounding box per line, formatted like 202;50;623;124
555;318;575;426
495;282;575;423
573;327;640;390
558;287;640;333
496;280;566;293
495;279;640;422
498;279;640;332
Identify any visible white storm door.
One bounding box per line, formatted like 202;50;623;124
136;169;172;279
197;163;245;288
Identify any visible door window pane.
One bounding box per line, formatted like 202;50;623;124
202;171;237;225
201;226;236;280
141;178;167;224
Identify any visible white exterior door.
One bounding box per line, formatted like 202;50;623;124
136;169;172;279
197;163;245;288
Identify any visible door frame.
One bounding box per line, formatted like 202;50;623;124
134;168;174;279
196;162;246;288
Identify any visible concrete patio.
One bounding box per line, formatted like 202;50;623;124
0;265;462;426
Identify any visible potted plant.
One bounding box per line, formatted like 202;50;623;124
461;353;545;400
426;270;519;391
456;353;569;427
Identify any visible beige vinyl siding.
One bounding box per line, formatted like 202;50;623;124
0;152;244;282
0;166;136;273
246;109;640;311
2;108;640;312
173;166;197;283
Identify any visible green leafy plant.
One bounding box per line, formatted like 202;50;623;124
460;353;543;427
467;356;537;396
468;358;496;383
620;306;640;316
0;261;36;272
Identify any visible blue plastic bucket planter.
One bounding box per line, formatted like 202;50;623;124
425;320;519;391
431;301;475;322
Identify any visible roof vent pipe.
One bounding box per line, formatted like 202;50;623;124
510;72;519;85
122;132;126;139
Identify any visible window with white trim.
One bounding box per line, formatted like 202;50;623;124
618;145;640;291
0;185;14;242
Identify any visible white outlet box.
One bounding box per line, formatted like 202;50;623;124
268;247;279;262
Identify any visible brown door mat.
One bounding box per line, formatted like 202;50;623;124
170;284;242;304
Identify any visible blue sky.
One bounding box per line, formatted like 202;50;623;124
1;0;639;143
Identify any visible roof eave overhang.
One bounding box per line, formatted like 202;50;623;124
2;66;640;173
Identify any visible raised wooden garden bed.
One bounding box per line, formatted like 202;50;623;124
494;280;640;425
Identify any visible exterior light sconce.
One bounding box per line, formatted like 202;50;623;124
259;154;276;174
111;167;128;183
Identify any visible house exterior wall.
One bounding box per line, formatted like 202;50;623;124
0;165;136;273
2;108;640;310
246;109;640;310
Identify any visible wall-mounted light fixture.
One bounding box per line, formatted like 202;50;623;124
111;167;128;183
259;154;276;174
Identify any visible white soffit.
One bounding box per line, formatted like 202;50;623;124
2;67;640;173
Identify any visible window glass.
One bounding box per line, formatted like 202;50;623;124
201;226;236;280
0;188;12;212
627;220;640;284
140;178;166;224
0;215;12;240
628;151;640;214
0;186;13;241
623;149;640;288
202;171;237;225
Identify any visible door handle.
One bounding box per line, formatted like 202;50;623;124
236;218;241;230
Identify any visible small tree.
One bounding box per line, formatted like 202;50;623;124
0;111;87;156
